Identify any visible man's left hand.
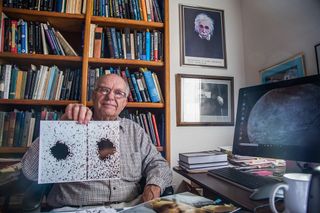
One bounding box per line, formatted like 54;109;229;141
142;184;161;202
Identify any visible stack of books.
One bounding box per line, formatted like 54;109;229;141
178;150;229;173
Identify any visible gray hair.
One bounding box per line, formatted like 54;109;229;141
194;13;214;35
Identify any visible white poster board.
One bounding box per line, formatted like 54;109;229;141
38;121;120;183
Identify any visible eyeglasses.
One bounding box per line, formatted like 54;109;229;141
94;87;127;99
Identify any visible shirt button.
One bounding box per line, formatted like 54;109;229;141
113;187;116;190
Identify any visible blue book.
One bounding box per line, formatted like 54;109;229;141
45;66;57;100
125;68;138;102
20;20;27;53
145;30;151;61
143;70;160;102
130;73;142;102
110;28;120;58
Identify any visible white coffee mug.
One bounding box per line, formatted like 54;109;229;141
269;173;311;213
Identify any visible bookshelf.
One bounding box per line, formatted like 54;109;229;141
0;0;170;162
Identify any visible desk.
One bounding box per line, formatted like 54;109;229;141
174;167;277;212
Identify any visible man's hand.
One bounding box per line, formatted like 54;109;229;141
142;184;161;202
60;104;92;124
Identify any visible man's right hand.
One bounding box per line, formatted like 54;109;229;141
60;104;93;124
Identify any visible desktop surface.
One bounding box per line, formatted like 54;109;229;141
173;167;282;212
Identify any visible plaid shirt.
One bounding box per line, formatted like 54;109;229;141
22;118;172;207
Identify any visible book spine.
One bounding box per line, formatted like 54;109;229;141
110;27;119;58
93;27;103;58
9;66;18;99
142;70;160;102
145;30;151;60
120;70;134;102
40;23;49;54
11;20;18;53
151;113;161;146
130;73;142;102
125;68;138;102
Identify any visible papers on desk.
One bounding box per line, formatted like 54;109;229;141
39;121;121;184
120;192;241;212
50;206;117;213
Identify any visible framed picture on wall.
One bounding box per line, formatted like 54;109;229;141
260;53;306;84
315;43;320;74
176;74;234;126
179;5;227;68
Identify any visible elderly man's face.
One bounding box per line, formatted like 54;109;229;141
92;74;128;120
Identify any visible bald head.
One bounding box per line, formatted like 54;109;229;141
95;74;130;97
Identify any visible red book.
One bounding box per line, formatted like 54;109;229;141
151;114;161;146
93;27;103;58
10;20;18;53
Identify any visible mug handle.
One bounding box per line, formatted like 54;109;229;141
269;183;288;213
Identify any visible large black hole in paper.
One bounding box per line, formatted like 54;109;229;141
50;141;71;160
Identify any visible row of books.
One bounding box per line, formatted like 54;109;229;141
3;0;86;14
125;111;162;147
0;16;78;56
93;0;163;22
90;25;163;61
87;66;163;103
178;150;229;173
0;64;81;101
0;109;62;147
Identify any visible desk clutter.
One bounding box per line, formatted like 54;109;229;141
178;146;286;177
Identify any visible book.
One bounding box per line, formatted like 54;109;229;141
179;160;229;169
93;27;103;58
55;30;78;56
179;150;228;164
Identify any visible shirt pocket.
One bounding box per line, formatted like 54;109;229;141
122;152;142;181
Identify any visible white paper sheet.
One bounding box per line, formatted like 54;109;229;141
38;121;120;183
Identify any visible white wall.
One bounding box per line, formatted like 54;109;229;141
169;0;246;188
169;0;320;190
242;0;320;85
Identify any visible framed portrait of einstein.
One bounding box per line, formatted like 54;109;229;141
180;5;227;68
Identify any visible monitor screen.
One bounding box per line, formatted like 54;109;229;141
233;75;320;163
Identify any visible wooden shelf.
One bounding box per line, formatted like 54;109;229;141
0;52;82;67
88;58;164;68
2;8;85;32
0;147;28;153
0;0;170;161
0;99;79;106
86;101;164;108
91;16;164;30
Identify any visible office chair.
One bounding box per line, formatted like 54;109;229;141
22;178;174;212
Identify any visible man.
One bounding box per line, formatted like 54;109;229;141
22;74;172;208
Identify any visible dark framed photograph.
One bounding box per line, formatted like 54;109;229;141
260;53;306;84
176;74;234;126
315;43;320;74
179;5;227;68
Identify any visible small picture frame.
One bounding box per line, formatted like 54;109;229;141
180;5;227;68
176;74;234;126
260;53;306;84
315;43;320;74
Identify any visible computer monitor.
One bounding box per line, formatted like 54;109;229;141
232;75;320;164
